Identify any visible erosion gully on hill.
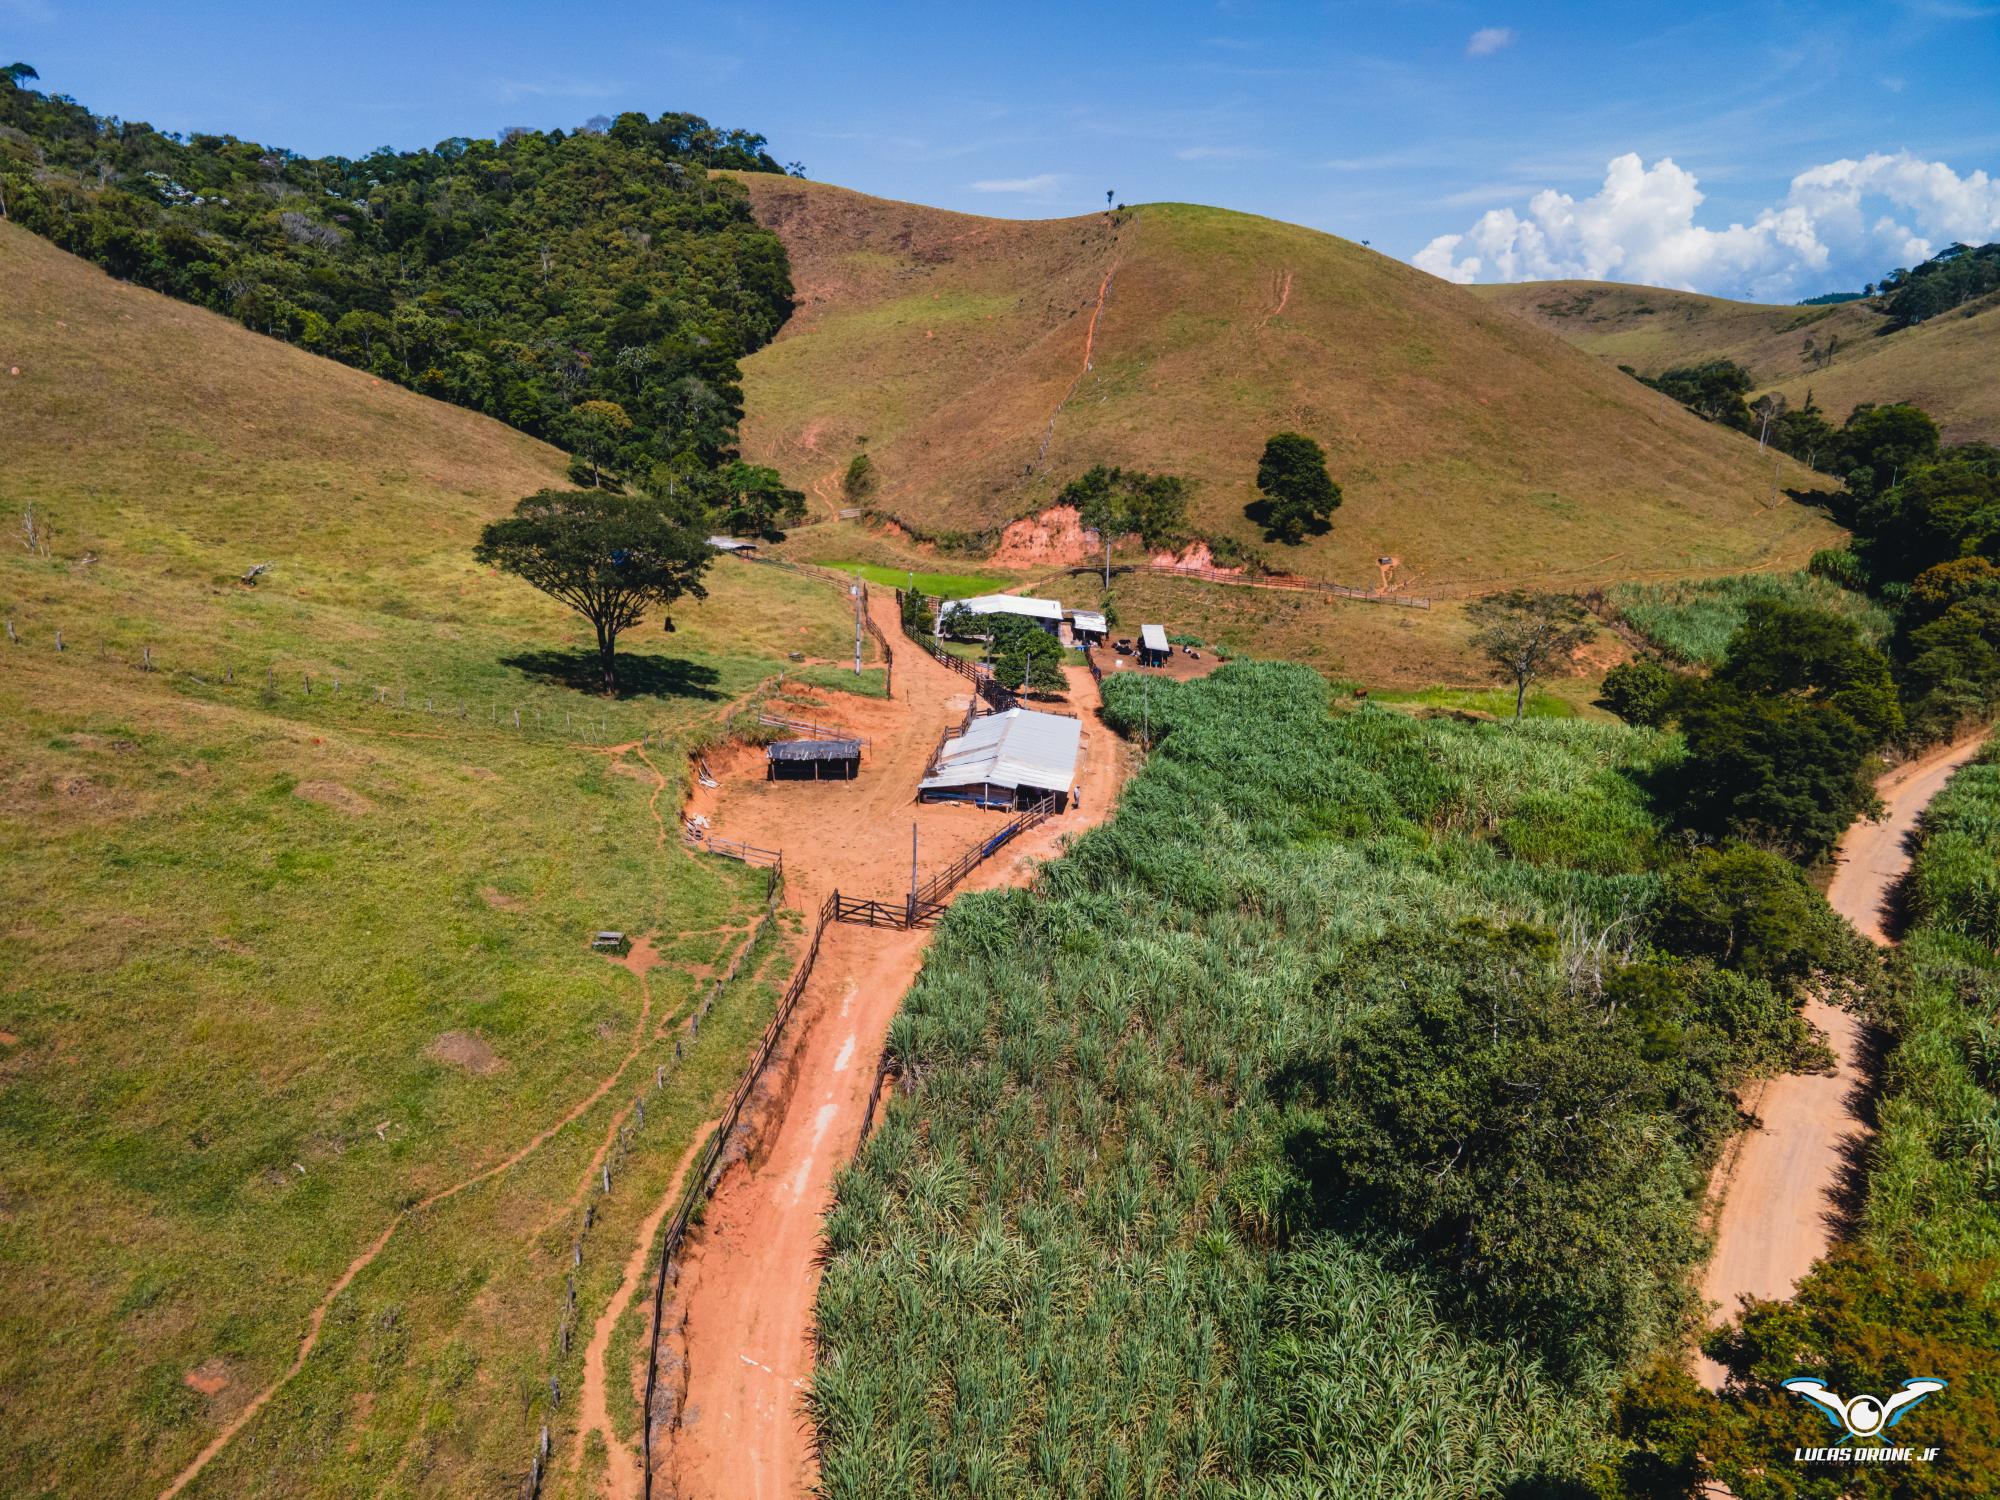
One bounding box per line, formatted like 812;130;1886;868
1696;733;1990;1390
644;593;1135;1500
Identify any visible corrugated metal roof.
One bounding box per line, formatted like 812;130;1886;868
707;536;756;552
767;738;862;761
1069;611;1108;633
951;594;1065;622
919;708;1080;794
1140;624;1170;652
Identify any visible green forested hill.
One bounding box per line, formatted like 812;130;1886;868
0;63;793;476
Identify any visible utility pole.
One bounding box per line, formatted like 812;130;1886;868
853;572;863;676
909;822;919;925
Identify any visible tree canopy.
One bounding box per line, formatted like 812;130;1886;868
1058;464;1191;583
1467;590;1597;721
1253;433;1342;544
0;67;792;479
473;489;711;692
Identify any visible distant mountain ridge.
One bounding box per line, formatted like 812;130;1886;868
1472;277;2000;445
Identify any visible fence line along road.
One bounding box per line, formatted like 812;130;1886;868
637;886;838;1500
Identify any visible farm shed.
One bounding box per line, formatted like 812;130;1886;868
766;738;862;781
707;535;759;555
1068;610;1108;645
1138;623;1171;667
941;594;1065;636
919;707;1080;810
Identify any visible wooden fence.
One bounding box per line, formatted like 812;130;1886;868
757;713;870;747
637;887;839;1500
1145;562;1431;608
733;556;893;696
893;590;1018;711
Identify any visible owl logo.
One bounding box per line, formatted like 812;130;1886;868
1783;1377;1947;1443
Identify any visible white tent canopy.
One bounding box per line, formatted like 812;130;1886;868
919;708;1081;800
1069;610;1108;635
1140;624;1170;654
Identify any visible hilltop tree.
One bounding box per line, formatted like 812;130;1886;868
559;399;634;488
1254;433;1342;544
475;490;710;693
1468;590;1597;721
1059;464;1190;584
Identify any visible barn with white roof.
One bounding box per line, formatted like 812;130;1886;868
939;594;1065;636
918;707;1081;810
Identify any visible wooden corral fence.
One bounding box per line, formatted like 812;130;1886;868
684;826;784;884
1081;640;1103;684
757;712;870;747
893;589;1019;711
730;555;894;696
1146;562;1431;608
830;793;1062;930
637;886;839;1500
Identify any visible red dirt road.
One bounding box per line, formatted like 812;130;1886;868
655;621;1130;1498
1695;734;1988;1388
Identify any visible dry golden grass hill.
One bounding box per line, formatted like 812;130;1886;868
729;174;1839;595
1472;279;2000;445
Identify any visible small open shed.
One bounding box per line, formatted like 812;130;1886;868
1138;623;1171;667
1068;610;1108;646
766;738;862;781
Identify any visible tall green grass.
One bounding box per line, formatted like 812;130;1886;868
1608;571;1892;666
811;663;1693;1497
1868;748;2000;1269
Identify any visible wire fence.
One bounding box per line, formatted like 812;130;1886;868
1143;562;1432;607
637;885;839;1499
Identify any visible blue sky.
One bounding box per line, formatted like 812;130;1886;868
6;0;1998;298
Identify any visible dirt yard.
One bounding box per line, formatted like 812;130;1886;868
654;608;1131;1500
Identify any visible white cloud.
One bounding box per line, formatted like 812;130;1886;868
969;173;1065;194
1413;150;2000;299
1466;27;1516;57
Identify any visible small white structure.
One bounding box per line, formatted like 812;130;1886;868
1068;610;1108;645
1139;623;1171;667
940;594;1065;636
706;536;759;555
919;707;1081;810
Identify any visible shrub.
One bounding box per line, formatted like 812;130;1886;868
1600;658;1676;726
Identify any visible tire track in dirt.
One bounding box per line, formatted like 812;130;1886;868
1694;733;1990;1390
657;619;1132;1500
161;743;686;1498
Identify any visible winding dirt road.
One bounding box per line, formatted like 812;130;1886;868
652;615;1130;1499
1696;734;1988;1388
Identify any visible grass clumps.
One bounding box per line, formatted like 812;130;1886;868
1607;571;1892;665
812;662;1825;1495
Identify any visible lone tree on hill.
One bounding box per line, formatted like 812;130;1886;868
716;460;806;538
1254;432;1341;543
1468;590;1597;721
475;489;711;694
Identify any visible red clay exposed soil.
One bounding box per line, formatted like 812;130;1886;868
653;604;1130;1500
1695;733;1990;1389
990;503;1100;569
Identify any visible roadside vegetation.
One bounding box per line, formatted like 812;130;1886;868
1617;744;2000;1495
811;662;1869;1495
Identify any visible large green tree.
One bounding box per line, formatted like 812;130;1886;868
1057;464;1191;584
1667;600;1900;860
1254;432;1342;544
714;461;806;537
474;489;711;692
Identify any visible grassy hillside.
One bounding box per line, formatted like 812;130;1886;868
1473;279;2000;444
730;176;1837;593
0;222;864;1497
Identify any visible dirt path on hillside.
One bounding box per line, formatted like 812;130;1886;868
1695;734;1989;1389
654;623;1130;1498
1031;244;1123;475
162;744;684;1499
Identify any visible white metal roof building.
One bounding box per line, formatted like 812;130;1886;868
941;594;1066;632
706;536;758;554
1068;610;1108;638
918;707;1081;809
1139;623;1171;665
